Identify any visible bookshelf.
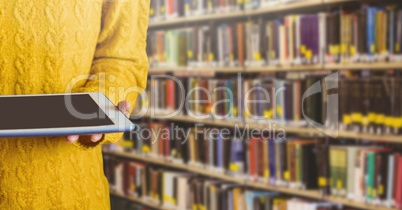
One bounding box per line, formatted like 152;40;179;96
104;150;397;210
242;0;323;16
245;64;325;72
131;113;402;143
149;63;402;74
150;10;245;28
111;191;176;210
324;63;402;71
109;0;402;209
148;0;370;28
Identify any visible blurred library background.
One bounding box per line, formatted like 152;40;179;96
103;0;402;209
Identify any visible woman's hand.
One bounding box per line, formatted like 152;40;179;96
66;100;131;143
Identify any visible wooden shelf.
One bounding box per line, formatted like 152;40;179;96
105;150;396;210
149;66;244;74
245;64;325;72
336;130;402;144
325;62;402;70
148;66;187;73
149;62;402;74
149;10;245;28
243;0;323;16
110;191;176;210
148;0;366;28
142;113;245;128
131;113;402;143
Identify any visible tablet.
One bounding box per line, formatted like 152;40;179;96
0;92;135;138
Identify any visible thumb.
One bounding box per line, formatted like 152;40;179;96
118;100;131;116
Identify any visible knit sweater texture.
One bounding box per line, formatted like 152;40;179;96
0;0;149;209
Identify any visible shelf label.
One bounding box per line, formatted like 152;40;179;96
276;105;283;117
350;46;356;56
368;112;376;123
209;53;214;61
318;177;327;187
337;180;342;190
300;45;306;54
371;44;376;53
232;107;238;117
264;169;270;178
244;111;250;118
142;145;151;153
341;44;347;54
171;149;177;157
396;118;402;128
284;171;290;181
305;50;312;60
334;45;340;54
329;45;339;55
391;117;399;128
385;116;393;127
294;113;300;121
264;109;273;119
352;113;362;123
367;187;372;196
270;51;276;59
375;114;385;124
163;195;169;202
229;163;239;172
378;185;384;195
254;52;261;61
362;116;369;126
188;50;193;59
343;115;351;125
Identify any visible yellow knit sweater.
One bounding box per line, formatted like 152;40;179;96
0;0;149;209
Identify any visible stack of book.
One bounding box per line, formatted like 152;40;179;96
339;76;402;134
147;5;402;68
107;133;402;208
104;155;347;210
325;145;402;207
149;0;305;21
137;72;402;135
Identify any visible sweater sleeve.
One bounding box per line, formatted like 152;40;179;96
72;0;149;149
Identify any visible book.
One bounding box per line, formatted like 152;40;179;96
148;5;402;68
105;138;402;208
316;142;330;195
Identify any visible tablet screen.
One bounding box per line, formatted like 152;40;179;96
0;94;114;130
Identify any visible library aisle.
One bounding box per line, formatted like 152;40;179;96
104;0;402;209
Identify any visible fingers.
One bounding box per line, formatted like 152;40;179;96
66;134;103;143
118;100;131;116
91;134;103;142
66;100;129;144
66;135;79;143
